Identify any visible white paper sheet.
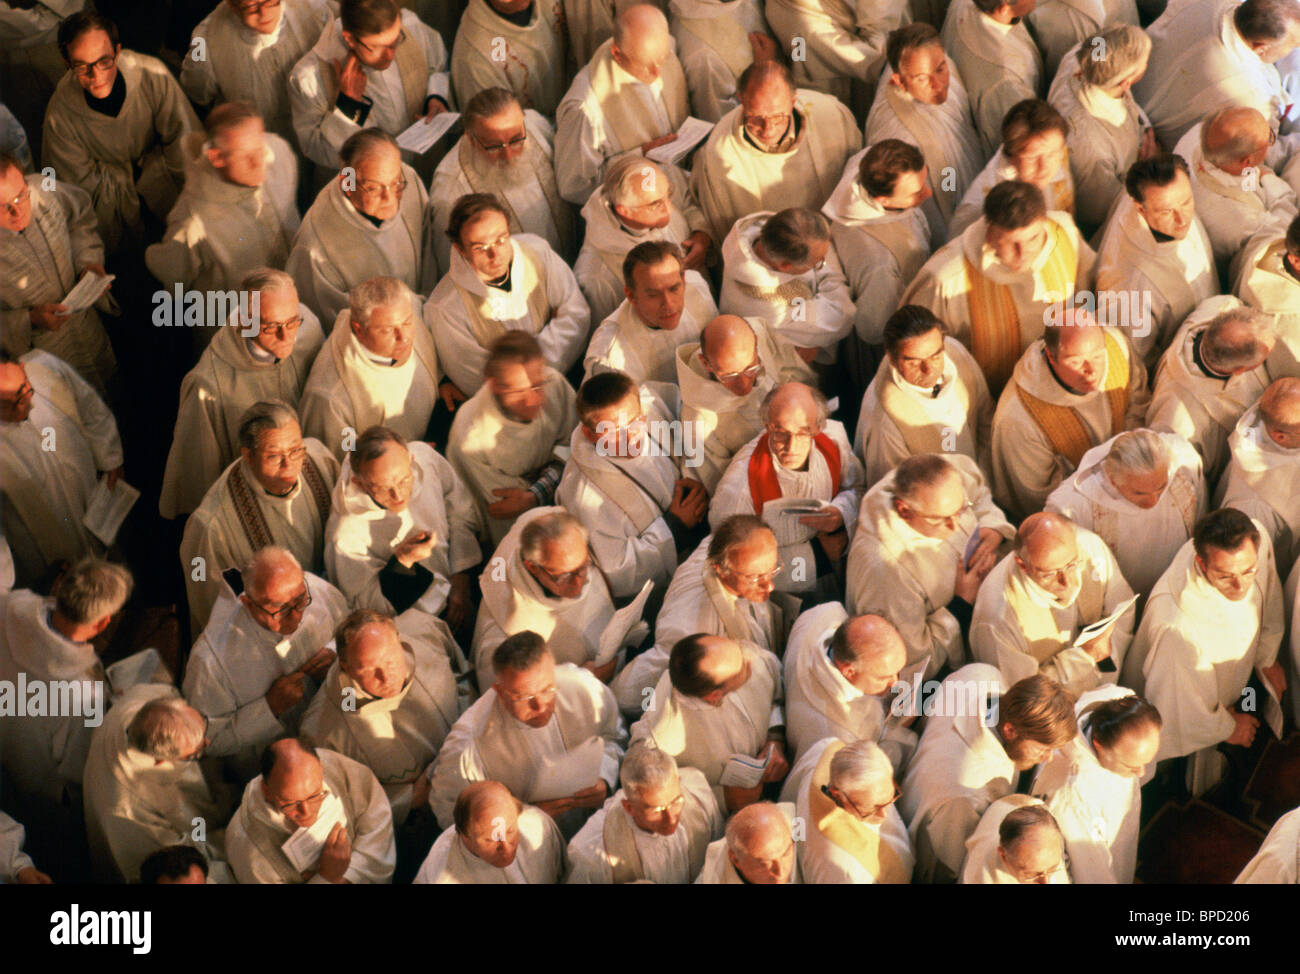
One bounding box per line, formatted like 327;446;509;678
645;116;713;165
281;793;347;873
718;750;770;789
531;737;604;801
61;271;114;313
396;111;461;154
81;477;140;546
595;579;654;665
1071;595;1139;649
760;496;831;547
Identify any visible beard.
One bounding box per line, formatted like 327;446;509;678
463;142;534;192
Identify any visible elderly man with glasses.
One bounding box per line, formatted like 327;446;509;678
185;546;348;784
781;736;914;884
710;382;864;600
287;128;437;328
42;9;199;253
971;511;1136;697
227;737;396;883
430;87;574;272
847;452;1011;682
960;796;1071;884
83;684;235;884
288;0;450;176
695;799;802;883
429;631;626;838
159;269;324;521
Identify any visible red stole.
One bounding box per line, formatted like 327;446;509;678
746;433;842;514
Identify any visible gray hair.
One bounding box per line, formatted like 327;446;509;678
127;697;203;760
243;547;303;601
519;510;587;564
348;276;412;330
619;744;678;800
1202;307;1273;372
828;741;895;796
604;154;665;209
1077;25;1152;88
54;558;133;624
1103;429;1171;481
339;127;400;169
1201;107;1270;169
758;383;830;428
335;608;400;667
240;267;295;298
237;400;299;451
463;86;520;127
890;453;958;505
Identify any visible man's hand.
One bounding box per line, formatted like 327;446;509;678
816;529;848;562
1226;711;1260;747
298;647;337;681
30;304;68;330
799;507;844;534
317;822;352;884
15;866;53;884
266;671;307;717
1138;127;1160;160
394;528;436;569
795;345;818;364
679;230;712;271
412;768;432;810
535;796;576;818
424;99;447;121
969;528;1002;570
1080;628;1112;663
953;550;995;603
99;465;125;491
758;738;789;783
723;783;763;814
641;132;677;155
571;780;608;810
487;487;538;519
669;478;708;528
439;379;468;412
1261;663;1287;697
334;52;367;101
584;656;617;683
444;572;472;631
748;32;778;63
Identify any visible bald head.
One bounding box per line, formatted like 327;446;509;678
701;314;756;363
454;781;522;867
1202;107;1272;173
613;4;670;76
1015;512;1076;559
1015;513;1080;599
261;739;325;828
830;615;907;695
1201;308;1274;373
244;547;303;601
725;802;795;884
1260;377;1300;446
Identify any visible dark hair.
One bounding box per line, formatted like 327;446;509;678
1234;0;1300;44
892;453;956;505
668;634;722;698
886;22;942;73
1125;153;1189;204
139;845;208;884
334;608;398;667
1001;100;1069;158
485;330;544;383
998;804;1060;848
828;618;860;666
622;239;683;290
353;425;406;470
883;305;945;356
446;192;509;244
858;139;926;198
577;370;637;427
1080;694;1162;750
58;10;118;63
1000;675;1078;748
492;630;550;676
463;86;519;126
1286;213;1300;258
984;181;1047;231
259;738;318;782
341;0;400;37
973;0;1009;14
758;208;830;265
1193;508;1260;561
205;100;262;143
340;127;400;169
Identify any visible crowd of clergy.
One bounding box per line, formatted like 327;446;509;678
4;0;1300;886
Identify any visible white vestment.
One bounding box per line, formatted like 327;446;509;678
0;811;35;884
425;233;590;396
846;455;1014;678
225;748;396;883
970;525;1136;696
694;801;802;883
583;285;715;393
1045;430;1206;597
565;767;723;883
447;369;578;544
1235;807;1300;884
1027;0;1138;79
1233;224;1300;376
159;305;325;519
667;0;766;123
414;806;565;883
451;0;566;117
709;421;865;594
949;146;1076;241
1221;403;1300;575
958;794;1070;883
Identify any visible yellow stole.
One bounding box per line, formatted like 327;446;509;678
1005;564;1106;664
875;349;978;456
1014;330;1129;469
962;219;1077;393
808;740;911;884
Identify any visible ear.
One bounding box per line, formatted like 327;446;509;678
999;720;1017;742
1194;554;1207;576
621;798;635;816
888;72;905;90
579;423;599;444
892;496;909;518
701;688;726;706
206;144;225;169
240;445;253;466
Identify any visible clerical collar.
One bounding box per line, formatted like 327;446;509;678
359;210;385;229
1041;349;1088;397
362;346;399;367
246;338;279;364
492;2;534;27
1149;225;1176;245
84;71;126;117
487;267;513;291
1191;330;1230;381
610;201;650;237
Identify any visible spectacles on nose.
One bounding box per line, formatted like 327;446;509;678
767;425;816;447
259;445;308;467
721;559;783;585
744;112;791;132
258;315;301;336
367;472;415;497
903;499;973;529
710;358;764;383
529;557;590;587
356;175;407;197
71;54;117;78
498;684;558;707
236;0;282;13
1022;557;1081;584
635;793;686;816
1;185;31;215
272;787;329;815
249;581;312;619
826;782;901;820
355;27;407;56
472;131;528;153
469;233;512;255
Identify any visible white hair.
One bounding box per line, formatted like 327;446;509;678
828;741;895;796
1103;429;1170;480
348;276;412;329
619;744;678;799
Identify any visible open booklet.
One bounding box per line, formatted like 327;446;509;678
82;477;140;547
396;111;461;154
531;737;605;802
1071;595;1139;650
61;271;114;313
761;496;832;547
1259;669;1285;739
718;750;770;789
645;116;713;165
593;579;654;666
281;793;348;874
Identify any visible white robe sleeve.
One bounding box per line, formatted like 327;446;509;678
45;352;123;471
181;645;285;758
0;811;35;883
536;245;592;376
555;88;613;206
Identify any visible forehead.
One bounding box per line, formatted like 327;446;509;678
744;80;795;110
0;165;25;194
68;28;113;58
1016;130;1066;154
364;301;412;327
897;328;944;354
256;421;302;447
221;117;265;145
631;256;682;289
349;625;401;661
475;105;525;134
1206;539;1257;568
729;530;778;562
462;210;510;241
769;395;816;426
1056;326;1105;356
590;391;641;422
500;656;554;688
900;43;945;72
0;362;27;389
360;443;410;476
1142;172;1192;206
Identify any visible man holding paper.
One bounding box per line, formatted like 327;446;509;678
0;349;124;587
0;152;116;398
287;0;451;175
226;738;396;883
709;382;864;597
630;633;787;814
555;4;692;206
428;631;626;838
971;512;1136;697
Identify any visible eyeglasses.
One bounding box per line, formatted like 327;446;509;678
365;471;414;497
355;27;407;56
528;557;590;587
258;445;307;467
1012;856;1070;884
1;378;33;407
633;792;686;817
70;54;117;79
1021;556;1081;584
178;714;211;762
355;175;406;197
743;112;791;132
828;782;901;820
249;580;312;619
498;683;558;707
236;0;282;13
471;131;528;154
1;184;30;215
721;559;783;586
468;232;512;256
708;356;764;384
258;315;301;336
767;424;816;447
903;499;973;529
272;786;329;815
